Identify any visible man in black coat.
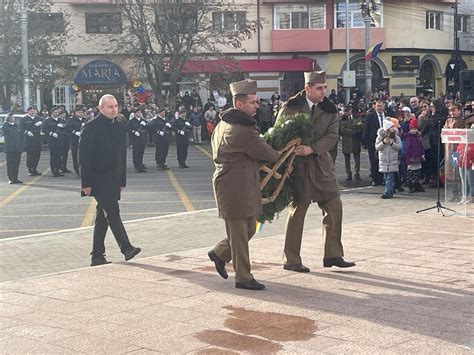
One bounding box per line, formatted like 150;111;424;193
2;113;23;184
149;107;172;170
59;111;72;174
363;100;386;186
65;107;86;177
42;108;67;177
126;108;148;173
21;106;42;176
79;94;141;266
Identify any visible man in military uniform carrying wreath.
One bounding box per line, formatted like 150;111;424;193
276;68;356;272
207;80;280;291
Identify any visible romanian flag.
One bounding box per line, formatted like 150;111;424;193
364;42;383;62
255;222;264;234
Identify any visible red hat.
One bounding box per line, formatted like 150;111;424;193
409;118;418;129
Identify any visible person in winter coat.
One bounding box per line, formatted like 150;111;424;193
149;107;173;170
2;113;23;184
339;105;363;181
207;80;280;291
457;142;474;204
376;120;401;199
21;106;42;176
42;107;67;177
189;106;203;144
403;119;425;193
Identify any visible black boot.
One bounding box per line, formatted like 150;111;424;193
345;173;352;182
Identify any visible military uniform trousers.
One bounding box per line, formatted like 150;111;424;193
49;145;63;173
344;152;361;176
213;217;256;283
61;140;70;171
26;144;41;173
284;197;344;265
6;152;21;181
155;139;169;167
176;143;188;166
132;142;145;169
92;194;133;256
70;141;79;174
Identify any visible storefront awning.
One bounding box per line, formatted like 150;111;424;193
181;58;314;73
75;60;128;85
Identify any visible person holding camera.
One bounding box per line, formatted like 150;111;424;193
376;120;402;199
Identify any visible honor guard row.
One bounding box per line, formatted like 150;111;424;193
20;105;89;178
126;107;192;171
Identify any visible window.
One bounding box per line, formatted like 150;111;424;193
29;13;64;33
213;12;246;31
274;4;325;30
426;11;442;30
335;0;382;28
53;87;66;107
456;15;469;33
85;13;122;34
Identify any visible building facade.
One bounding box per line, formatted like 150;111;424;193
30;0;474;110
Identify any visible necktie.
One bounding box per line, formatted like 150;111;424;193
379;114;383;127
311;104;316;115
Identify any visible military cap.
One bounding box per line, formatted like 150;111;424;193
304;71;327;84
229;80;257;96
157;106;166;113
26;105;37;111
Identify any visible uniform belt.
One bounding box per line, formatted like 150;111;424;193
217;161;256;169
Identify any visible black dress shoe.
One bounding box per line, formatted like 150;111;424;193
135;169;145;173
323;257;355;268
14;180;23;184
355;175;362;181
90;254;111;267
61;169;72;173
235;279;265;290
141;165;147;170
123;247;141;261
283;263;310;273
182;164;190;168
52;172;64;177
32;171;42;176
208;250;228;279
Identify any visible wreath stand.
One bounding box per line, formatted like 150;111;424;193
259;138;301;204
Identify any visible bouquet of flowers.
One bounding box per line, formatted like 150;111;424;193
258;113;315;223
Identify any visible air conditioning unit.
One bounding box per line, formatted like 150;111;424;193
68;56;79;67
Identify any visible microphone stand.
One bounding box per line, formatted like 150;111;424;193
416;116;455;216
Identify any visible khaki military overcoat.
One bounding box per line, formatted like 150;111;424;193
212;108;280;219
276;91;340;204
339;114;363;154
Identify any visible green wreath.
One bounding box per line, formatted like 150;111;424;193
258;113;315;223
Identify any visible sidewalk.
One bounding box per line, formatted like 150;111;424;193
0;190;473;353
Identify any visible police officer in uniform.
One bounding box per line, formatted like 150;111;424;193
126;108;148;173
59;111;72;174
2;113;24;184
276;69;356;272
21;106;42;176
65;107;86;177
173;108;192;168
207;80;280;290
43;107;66;177
149;107;172;170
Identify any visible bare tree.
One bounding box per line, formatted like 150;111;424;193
112;0;258;110
0;0;72;110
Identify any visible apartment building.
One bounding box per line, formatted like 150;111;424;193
35;0;474;109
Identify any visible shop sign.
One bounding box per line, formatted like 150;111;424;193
392;56;419;71
75;60;128;85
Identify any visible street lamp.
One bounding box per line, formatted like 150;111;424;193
360;0;377;99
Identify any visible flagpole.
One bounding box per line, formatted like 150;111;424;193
362;1;372;100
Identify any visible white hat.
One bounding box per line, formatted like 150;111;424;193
383;120;394;131
402;106;411;113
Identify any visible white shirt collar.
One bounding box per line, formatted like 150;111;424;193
305;96;317;112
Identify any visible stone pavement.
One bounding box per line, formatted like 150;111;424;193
1;188;473;353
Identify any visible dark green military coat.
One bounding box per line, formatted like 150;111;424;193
339;114;363;154
276;91;340;204
212;108;280;219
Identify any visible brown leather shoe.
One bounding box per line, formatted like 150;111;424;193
283;263;310;273
208;250;228;279
323;257;355;268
